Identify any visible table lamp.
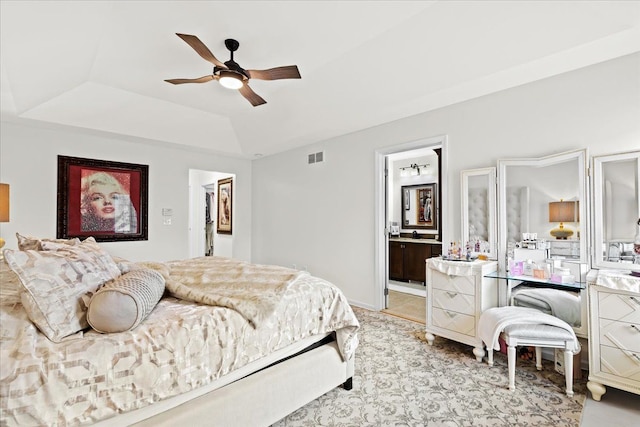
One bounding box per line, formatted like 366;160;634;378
549;199;577;239
0;183;9;250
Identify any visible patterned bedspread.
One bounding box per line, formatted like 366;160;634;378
0;258;359;426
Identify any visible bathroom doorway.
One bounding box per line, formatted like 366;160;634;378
374;136;448;322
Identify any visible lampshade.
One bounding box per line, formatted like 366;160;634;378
0;183;9;223
218;71;244;89
0;183;8;251
549;200;577;239
549;200;577;223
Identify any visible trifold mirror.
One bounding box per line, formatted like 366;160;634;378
461;167;497;259
497;149;588;272
497;149;588;337
592;150;640;271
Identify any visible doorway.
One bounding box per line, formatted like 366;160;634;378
188;169;235;259
374;136;448;321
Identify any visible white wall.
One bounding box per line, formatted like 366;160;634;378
252;53;640;309
1;54;638;309
0;122;252;262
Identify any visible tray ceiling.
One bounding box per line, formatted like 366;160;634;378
1;1;638;158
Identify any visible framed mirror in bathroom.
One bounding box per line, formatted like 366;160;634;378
401;183;438;231
461;167;497;259
591;150;640;271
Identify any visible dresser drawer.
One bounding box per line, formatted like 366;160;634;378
598;293;640;323
599;319;640;353
432;308;475;336
431;269;476;295
598;345;640;382
433;289;475;316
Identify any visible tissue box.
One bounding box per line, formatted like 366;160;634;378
550;274;575;284
562;261;588;283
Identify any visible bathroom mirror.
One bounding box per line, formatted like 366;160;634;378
401;184;438;231
592;150;640;271
461;167;497;259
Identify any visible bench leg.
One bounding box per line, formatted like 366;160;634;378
564;350;574;397
535;347;542;371
508;344;516;391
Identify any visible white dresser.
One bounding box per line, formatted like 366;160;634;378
426;258;498;361
586;270;640;401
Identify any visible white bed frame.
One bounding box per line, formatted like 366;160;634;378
94;334;354;427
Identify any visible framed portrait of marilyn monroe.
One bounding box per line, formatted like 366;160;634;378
217;177;232;234
57;156;148;242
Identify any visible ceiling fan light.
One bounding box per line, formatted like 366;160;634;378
219;71;243;89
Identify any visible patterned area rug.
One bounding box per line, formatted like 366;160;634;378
272;307;586;426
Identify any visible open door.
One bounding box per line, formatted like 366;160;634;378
383;156;390;309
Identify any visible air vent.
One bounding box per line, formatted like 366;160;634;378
308;151;325;164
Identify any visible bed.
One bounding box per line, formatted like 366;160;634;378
0;235;359;426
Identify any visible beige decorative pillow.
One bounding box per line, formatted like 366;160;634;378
3;238;121;342
0;259;22;306
87;269;165;333
16;232;80;251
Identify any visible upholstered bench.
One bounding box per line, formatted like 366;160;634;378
478;306;580;397
504;323;576;396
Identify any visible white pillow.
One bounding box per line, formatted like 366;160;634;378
3;237;121;342
87;269;165;333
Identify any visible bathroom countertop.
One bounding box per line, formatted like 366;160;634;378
389;237;441;244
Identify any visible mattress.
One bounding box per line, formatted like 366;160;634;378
0;270;359;426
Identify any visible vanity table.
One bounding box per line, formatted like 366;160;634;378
426;258;498;361
484;271;587;338
586;270;640;401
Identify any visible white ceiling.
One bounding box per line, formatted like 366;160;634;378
1;1;639;159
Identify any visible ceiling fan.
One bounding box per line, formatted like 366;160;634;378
165;33;301;107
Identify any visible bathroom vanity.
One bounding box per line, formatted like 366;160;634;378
389;238;441;284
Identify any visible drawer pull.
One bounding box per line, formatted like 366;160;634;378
445;311;457;319
632;324;640;334
446;291;458;299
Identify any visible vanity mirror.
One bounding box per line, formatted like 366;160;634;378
497;149;588;270
401;184;438;231
497;149;589;337
461;167;497;259
592;150;640;271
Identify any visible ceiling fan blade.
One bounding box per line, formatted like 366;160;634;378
239;84;266;107
175;33;227;68
165;75;215;85
247;65;301;81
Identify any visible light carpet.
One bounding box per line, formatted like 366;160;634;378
272;307;586;426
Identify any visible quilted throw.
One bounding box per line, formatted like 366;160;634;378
141;256;305;327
